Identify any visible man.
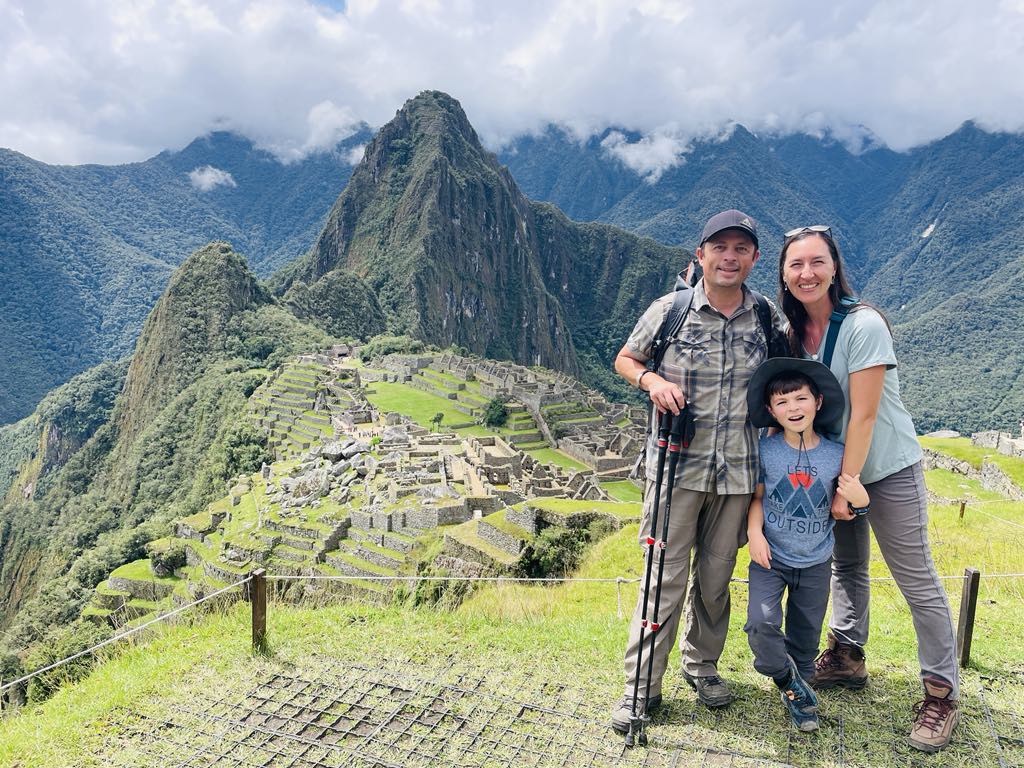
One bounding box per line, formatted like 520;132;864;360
611;210;787;731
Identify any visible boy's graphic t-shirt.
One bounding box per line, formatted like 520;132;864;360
758;432;844;567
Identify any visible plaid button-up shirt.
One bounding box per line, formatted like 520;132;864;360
626;280;788;495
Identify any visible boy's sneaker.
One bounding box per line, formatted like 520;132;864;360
810;631;868;690
610;693;662;733
780;671;820;733
682;671;734;708
908;678;958;753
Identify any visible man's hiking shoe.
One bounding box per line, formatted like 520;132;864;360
908;678;958;753
810;631;868;691
682;671;734;708
610;694;662;733
779;666;820;733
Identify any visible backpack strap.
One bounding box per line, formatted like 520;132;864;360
820;296;860;367
648;284;695;374
752;291;779;357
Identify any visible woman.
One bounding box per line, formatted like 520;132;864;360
777;226;959;754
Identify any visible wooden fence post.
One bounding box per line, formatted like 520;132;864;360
958;500;967;520
957;567;980;668
251;569;267;653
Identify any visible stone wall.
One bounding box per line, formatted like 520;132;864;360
921;449;974;477
972;430;1024;459
433;554;489;578
476;520;525;555
981;462;1024;500
506;506;538;535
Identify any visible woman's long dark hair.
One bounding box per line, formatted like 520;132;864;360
778;230;890;354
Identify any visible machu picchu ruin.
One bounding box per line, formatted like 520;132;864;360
83;350;648;629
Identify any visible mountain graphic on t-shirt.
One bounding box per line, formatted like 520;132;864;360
768;478;795;508
768;476;828;519
788;471;813;489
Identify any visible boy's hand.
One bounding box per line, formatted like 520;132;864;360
837;473;869;508
748;531;772;569
831;492;853;520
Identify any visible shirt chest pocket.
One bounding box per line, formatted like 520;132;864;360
742;331;767;369
674;325;711;366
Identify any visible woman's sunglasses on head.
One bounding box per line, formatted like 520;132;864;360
784;225;832;239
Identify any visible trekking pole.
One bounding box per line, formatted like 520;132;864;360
628;407;695;748
625;410;673;748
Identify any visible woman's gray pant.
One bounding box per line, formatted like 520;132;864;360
745;559;832;682
828;462;959;697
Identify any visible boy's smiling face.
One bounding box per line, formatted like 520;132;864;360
767;383;822;436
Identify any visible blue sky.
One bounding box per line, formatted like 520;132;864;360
2;0;1023;167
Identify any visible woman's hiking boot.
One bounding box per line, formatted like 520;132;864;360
908;678;958;753
810;631;868;690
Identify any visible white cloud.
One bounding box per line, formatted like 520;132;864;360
600;130;691;182
2;0;1024;164
188;165;237;191
345;143;367;164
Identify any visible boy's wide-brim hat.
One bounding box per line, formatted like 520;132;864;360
747;357;845;434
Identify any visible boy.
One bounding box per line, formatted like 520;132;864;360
744;358;869;732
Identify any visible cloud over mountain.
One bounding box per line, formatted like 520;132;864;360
2;0;1024;164
188;165;237;191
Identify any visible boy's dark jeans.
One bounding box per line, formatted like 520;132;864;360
745;559;832;681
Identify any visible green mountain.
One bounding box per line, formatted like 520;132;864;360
500;122;1024;433
276;91;686;391
0;242;334;653
499;127;642;221
0;130;368;425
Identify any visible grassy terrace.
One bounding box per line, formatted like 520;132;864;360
444;519;519;565
600;480;643;503
109;559;181;586
480;509;532;542
365;381;488;434
524;447;587;471
522;497;642;522
921;435;1024;493
919;436;991;468
925;468;1004;502
5;463;1021;767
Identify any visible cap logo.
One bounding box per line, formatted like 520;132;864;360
740;217;752;228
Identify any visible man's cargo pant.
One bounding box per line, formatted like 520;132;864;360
623;478;750;697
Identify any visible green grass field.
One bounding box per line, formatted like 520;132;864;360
524;446;588;471
364;381;490;435
601;479;644;503
2;439;1022;767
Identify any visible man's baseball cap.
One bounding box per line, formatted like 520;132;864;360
700;209;758;249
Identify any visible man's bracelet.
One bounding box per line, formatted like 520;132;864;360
848;503;870;516
637;370;653;390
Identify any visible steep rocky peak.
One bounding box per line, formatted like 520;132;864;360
362;90;490;180
115;242;266;446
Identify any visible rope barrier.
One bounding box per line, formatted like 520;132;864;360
962;507;1024;531
4;567;1022;698
946;498;1024;506
0;575;252;696
265;572;1024;585
268;573;638;585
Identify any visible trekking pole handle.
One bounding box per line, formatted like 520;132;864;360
668;407;695;450
657;409;672;443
